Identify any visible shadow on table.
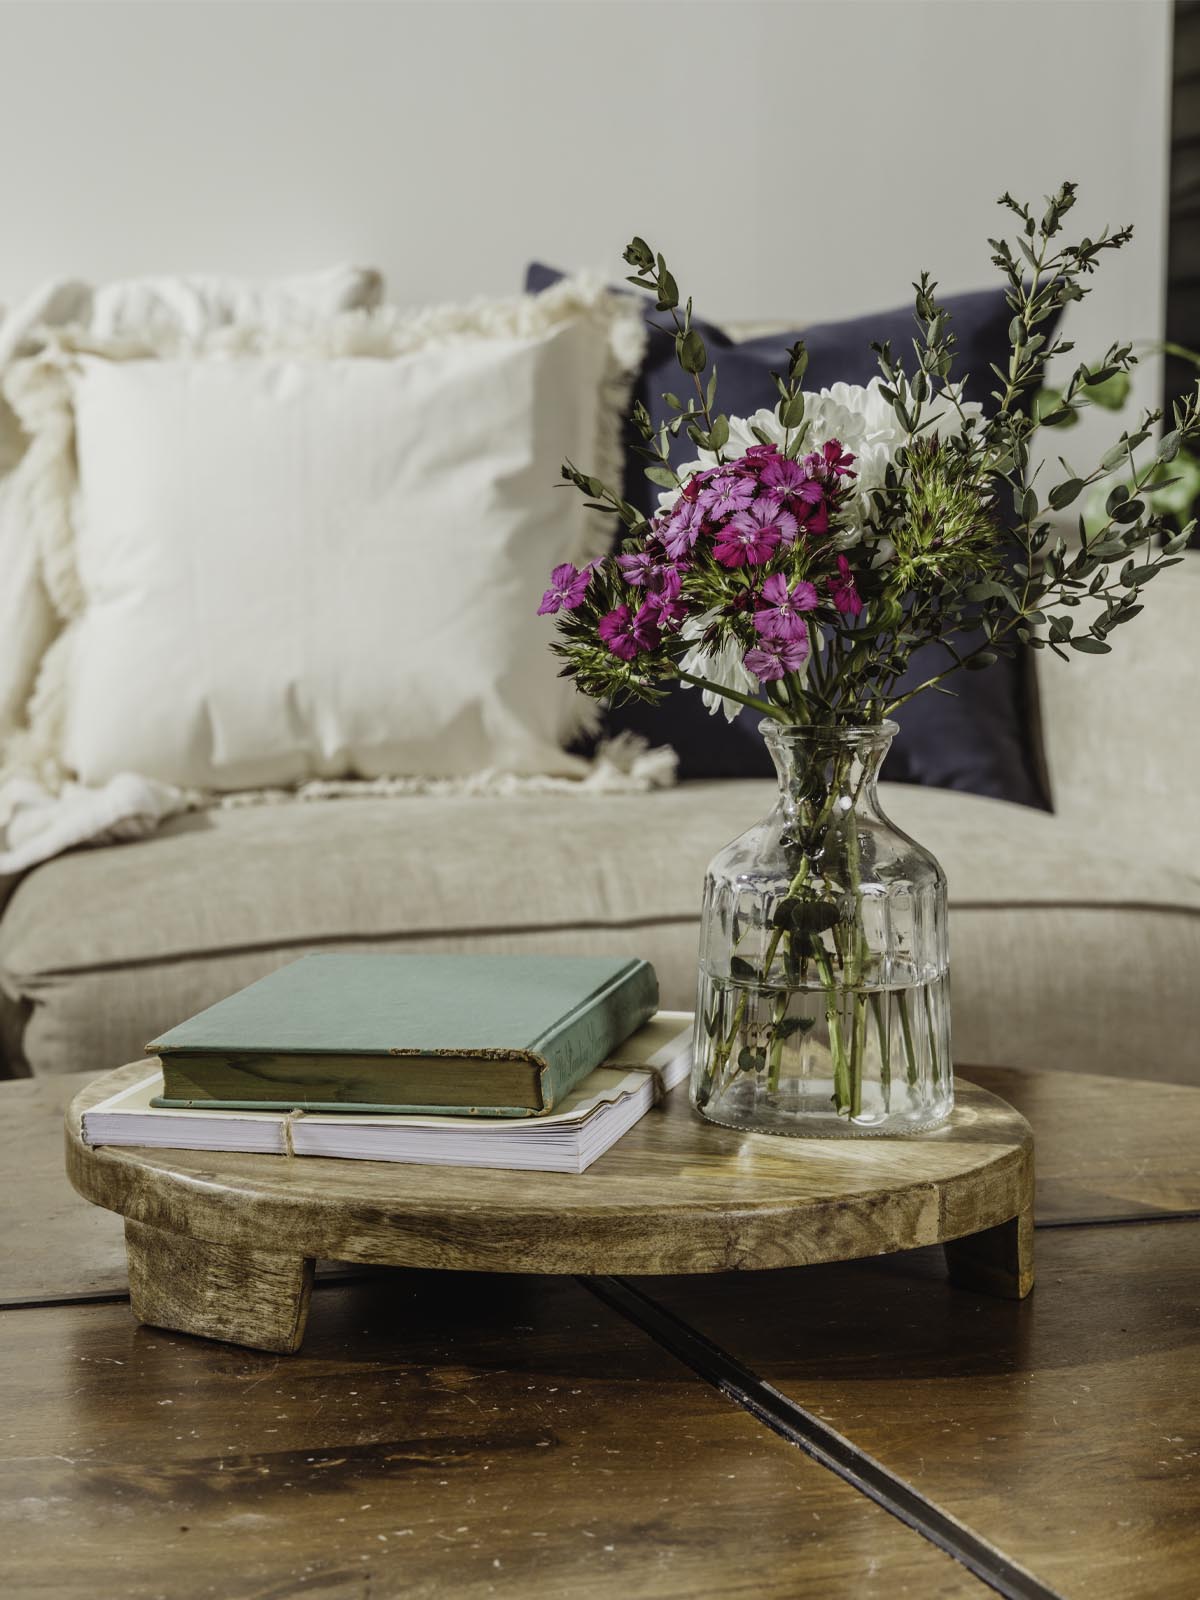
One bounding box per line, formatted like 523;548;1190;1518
634;1227;1200;1382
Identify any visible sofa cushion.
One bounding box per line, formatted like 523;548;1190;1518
1;784;1196;1082
1038;552;1200;832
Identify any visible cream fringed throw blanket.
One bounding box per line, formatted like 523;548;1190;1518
0;734;677;885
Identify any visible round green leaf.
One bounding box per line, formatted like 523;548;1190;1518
1084;370;1131;410
677;328;707;374
1049;478;1085;511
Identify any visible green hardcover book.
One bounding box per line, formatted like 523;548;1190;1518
147;953;659;1117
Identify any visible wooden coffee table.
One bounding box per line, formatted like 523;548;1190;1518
65;1061;1034;1353
3;1059;1199;1597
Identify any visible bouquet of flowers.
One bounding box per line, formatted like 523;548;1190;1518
541;183;1195;726
538;183;1199;1136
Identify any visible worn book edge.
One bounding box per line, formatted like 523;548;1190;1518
84;1011;694;1177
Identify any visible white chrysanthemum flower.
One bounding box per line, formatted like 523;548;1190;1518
659;378;983;547
678;607;758;723
807;379;983;534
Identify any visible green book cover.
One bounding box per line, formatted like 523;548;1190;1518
147;953;659;1116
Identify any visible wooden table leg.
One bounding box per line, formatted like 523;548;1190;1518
124;1219;314;1353
942;1205;1034;1300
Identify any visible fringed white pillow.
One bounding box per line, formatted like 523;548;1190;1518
0;265;386;744
1;278;644;793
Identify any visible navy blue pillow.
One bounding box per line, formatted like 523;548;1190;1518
527;264;1047;808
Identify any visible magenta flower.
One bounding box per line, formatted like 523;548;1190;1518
697;471;756;519
661;497;706;559
760;453;810;496
821;438;856;478
714;500;799;567
754;573;819;639
646;563;682;601
829;554;864;617
538;562;592;615
763;454;826;517
802;499;830;536
644;591;687;630
804;438;856;482
616;549;657;587
598;601;662;661
640;564;686;629
737;443;779;475
744;632;810;683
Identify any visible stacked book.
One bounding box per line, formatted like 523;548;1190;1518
82;954;690;1174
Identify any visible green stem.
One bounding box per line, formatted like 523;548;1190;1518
850;993;866;1118
811;942;849;1112
843;781;867;1119
869;992;892;1110
766;984;788;1094
884;637;996;713
709;989;749;1082
709;924;784;1091
897;991;919;1088
665;303;716;434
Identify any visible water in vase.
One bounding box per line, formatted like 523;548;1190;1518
693;960;952;1136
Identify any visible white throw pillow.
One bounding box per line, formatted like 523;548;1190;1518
2;280;642;792
0;265;385;752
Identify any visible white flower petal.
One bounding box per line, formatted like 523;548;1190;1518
679;609;756;723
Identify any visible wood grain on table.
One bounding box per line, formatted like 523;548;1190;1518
8;1061;1199;1307
637;1221;1200;1600
970;1063;1200;1222
66;1062;1032;1286
0;1271;985;1600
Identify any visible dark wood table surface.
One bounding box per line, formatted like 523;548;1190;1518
2;1062;1198;1598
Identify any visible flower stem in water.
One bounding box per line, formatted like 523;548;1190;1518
897;989;919;1088
869;992;892;1110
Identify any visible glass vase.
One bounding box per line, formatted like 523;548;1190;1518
691;720;952;1137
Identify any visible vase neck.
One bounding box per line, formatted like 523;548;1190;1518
760;720;896;820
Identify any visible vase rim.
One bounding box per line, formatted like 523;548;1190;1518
757;718;899;744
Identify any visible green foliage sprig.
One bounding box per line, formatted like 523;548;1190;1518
877;182;1192;682
548;182;1197;727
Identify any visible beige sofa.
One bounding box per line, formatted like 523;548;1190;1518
1;558;1196;1086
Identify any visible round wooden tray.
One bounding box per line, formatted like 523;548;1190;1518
67;1061;1033;1354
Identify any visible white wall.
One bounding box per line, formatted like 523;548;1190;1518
0;0;1173;448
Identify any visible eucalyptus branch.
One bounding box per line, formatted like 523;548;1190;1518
885;637;998;713
623;237;729;457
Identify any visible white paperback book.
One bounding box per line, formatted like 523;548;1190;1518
82;1012;693;1175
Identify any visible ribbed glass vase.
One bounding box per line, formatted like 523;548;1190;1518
691;720;952;1137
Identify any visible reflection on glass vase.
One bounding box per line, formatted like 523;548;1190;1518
691;720;952;1137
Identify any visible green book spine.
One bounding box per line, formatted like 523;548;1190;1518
528;958;659;1110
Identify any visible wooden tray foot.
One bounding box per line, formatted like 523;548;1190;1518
125;1219;314;1352
943;1206;1034;1300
